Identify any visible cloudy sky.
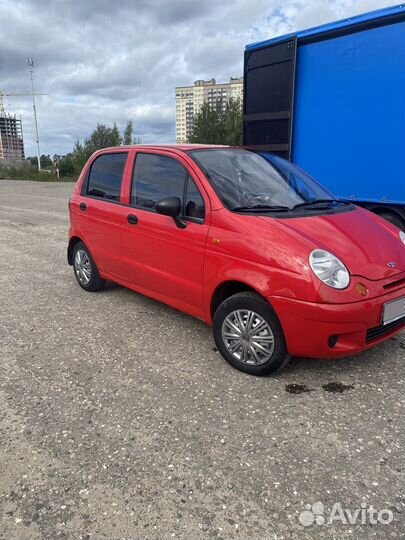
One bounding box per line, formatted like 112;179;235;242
0;0;393;157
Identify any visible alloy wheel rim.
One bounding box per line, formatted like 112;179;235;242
222;309;275;365
74;249;91;285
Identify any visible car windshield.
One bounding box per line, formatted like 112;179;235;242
189;149;336;211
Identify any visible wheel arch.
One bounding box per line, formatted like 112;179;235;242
372;208;405;230
210;280;262;320
67;236;84;265
359;203;405;230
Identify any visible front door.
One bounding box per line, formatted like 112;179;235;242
122;151;210;314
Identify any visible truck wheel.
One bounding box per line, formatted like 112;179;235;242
379;212;404;230
213;292;289;376
72;242;105;292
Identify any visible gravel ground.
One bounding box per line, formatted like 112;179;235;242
0;179;404;540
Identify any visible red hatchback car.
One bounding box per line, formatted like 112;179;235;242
68;145;405;375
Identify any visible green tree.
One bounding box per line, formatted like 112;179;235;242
188;97;242;145
26;156;37;167
63;121;141;176
222;98;243;146
123;120;133;145
70;123;122;171
111;123;122;146
123;120;142;145
59;154;76;177
71;139;88;171
188;101;223;144
40;154;53;169
85;122;122;154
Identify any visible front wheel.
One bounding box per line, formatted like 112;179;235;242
213;292;289;376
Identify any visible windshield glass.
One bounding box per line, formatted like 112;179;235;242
189;149;336;210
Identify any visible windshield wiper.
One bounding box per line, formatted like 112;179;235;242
232;204;290;212
293;199;349;210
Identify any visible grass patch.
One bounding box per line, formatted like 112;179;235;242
0;166;77;182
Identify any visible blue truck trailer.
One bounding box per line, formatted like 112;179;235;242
243;4;405;229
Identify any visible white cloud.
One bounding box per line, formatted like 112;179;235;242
0;0;394;156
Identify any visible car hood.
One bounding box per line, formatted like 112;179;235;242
259;207;405;281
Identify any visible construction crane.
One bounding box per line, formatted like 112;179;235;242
0;90;47;114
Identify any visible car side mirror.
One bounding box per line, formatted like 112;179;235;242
155;196;187;229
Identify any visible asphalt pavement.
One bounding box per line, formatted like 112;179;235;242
0;179;404;539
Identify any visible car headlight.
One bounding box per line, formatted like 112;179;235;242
400;231;405;245
309;249;350;289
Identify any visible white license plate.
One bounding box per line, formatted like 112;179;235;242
382;297;405;325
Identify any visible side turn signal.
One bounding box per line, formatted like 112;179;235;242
356;283;368;297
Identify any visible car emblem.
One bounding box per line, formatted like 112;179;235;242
387;261;397;268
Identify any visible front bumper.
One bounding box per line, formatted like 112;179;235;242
269;290;405;358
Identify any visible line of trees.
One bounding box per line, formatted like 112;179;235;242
22;121;141;179
19;98;243;181
59;121;141;177
26;155;54;169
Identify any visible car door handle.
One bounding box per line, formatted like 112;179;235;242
79;202;87;212
127;214;138;225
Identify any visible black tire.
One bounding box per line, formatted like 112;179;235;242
213;291;289;376
72;241;105;292
378;212;404;231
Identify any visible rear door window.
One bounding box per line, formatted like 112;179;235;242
86;153;128;201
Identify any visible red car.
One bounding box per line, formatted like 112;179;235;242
68;145;405;375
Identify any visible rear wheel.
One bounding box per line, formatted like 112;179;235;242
213;291;289;376
72;242;105;292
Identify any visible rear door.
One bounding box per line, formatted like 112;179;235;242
77;151;129;278
122;150;210;313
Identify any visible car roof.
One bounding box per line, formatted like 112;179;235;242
99;144;230;154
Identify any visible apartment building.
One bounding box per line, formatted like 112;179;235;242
175;77;243;144
0;113;25;162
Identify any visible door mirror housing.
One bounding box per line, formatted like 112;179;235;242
156;196;181;217
155;196;187;229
